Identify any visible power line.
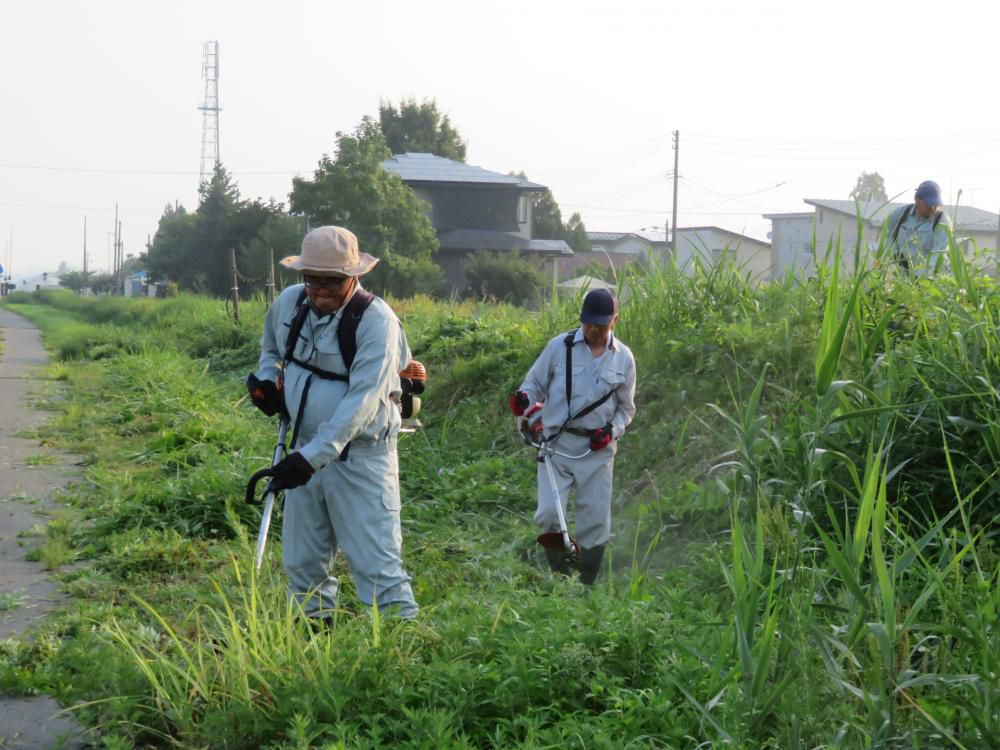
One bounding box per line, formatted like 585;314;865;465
0;162;307;176
684;128;1000;146
535;133;672;180
0;200;163;212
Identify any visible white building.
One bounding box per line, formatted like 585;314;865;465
674;227;771;280
766;200;1000;277
17;271;64;291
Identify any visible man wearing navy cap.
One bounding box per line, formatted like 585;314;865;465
509;288;637;584
885;180;953;274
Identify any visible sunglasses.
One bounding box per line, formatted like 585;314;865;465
303;275;351;290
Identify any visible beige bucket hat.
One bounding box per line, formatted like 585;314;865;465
279;226;379;277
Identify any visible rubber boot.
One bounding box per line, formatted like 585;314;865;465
577;545;606;586
545;547;573;576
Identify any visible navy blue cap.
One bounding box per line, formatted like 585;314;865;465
579;288;618;325
916;180;943;207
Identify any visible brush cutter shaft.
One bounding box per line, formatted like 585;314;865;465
254;491;276;571
541;451;575;554
249;417;289;571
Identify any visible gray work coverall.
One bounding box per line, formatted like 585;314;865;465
519;328;637;549
256;283;418;619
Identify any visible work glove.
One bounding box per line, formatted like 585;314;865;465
519;402;544;442
589;424;614;452
270;451;315;490
509;391;530;416
246;374;284;417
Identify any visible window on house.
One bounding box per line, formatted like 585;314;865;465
517;195;528;224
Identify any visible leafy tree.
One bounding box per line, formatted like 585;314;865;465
379;98;467;161
850;171;887;203
58;270;95;293
89;273;116;295
463;249;547;306
145;164;287;296
516;174;592;253
290;117;443;297
531;188;565;240
145;203;197;285
564;212;592;253
244;215;309;292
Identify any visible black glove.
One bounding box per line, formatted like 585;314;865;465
270;451;315;490
246;374;284;417
590;424;614;451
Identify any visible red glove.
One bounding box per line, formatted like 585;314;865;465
246;374;284;417
509;391;530;416
589;424;614;451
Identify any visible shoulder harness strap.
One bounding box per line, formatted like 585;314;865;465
891;204;913;244
556;327;616;433
338;289;375;371
563;328;577;410
284;287;379;460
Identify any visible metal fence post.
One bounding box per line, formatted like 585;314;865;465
228;247;240;323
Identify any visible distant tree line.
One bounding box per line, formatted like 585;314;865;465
142;98;587;301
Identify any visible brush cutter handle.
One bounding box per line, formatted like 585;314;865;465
245;467;278;506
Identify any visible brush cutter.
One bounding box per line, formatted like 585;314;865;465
245;415;289;572
244;361;427;571
521;423;591;560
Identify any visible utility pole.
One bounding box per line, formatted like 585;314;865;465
112;203;119;285
83;216;88;274
116;220;123;290
671;130;680;257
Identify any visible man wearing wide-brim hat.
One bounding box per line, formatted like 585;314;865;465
248;225;419;621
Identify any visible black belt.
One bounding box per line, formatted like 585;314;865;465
564;427;593;437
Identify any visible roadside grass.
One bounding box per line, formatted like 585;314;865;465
25;453;58;466
2;244;998;748
0;591;27;612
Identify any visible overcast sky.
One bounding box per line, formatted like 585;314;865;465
3;0;998;278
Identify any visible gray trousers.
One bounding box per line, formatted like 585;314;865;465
281;439;418;619
534;433;615;549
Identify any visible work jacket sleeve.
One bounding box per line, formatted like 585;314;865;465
256;291;292;385
611;349;638;439
928;213;952;265
298;304;406;468
519;338;559;404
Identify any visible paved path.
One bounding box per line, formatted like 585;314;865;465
0;308;87;749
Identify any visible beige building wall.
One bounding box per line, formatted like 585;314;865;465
676;228;771;280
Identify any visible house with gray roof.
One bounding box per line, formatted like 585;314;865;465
381;153;572;291
766;199;1000;276
585;227;770;280
675;227;771;279
586;231;666;259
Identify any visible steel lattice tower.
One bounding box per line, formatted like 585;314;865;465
199;41;221;187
